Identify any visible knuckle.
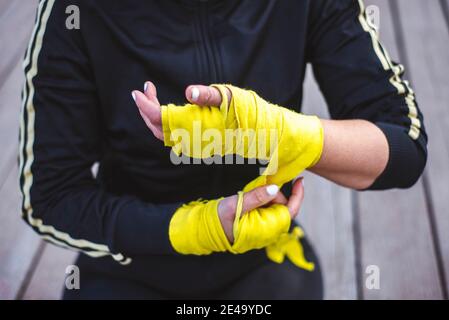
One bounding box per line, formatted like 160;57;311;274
254;188;266;203
205;88;212;103
212;89;220;103
154;114;162;126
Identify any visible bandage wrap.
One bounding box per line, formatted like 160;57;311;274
161;85;323;191
169;193;291;255
163;85;323;270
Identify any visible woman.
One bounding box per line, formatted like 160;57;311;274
20;0;427;299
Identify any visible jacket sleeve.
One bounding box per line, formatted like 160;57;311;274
307;0;427;190
19;0;179;265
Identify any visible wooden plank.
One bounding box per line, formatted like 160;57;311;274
298;67;357;300
0;1;38;89
442;0;449;32
0;1;43;300
0;162;42;299
22;245;77;300
0;0;37;176
0;60;43;300
355;0;443;299
395;0;449;296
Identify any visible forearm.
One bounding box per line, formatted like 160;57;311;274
310;119;389;190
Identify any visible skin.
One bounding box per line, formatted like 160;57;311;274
132;82;389;242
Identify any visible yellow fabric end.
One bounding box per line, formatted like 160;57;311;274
266;226;315;272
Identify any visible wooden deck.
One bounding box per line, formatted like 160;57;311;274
0;0;448;300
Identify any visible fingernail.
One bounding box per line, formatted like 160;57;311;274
266;185;279;196
144;82;148;92
131;91;137;102
299;176;304;187
191;87;200;101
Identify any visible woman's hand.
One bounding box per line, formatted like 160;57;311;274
133;80;389;194
132;81;228;141
218;178;304;243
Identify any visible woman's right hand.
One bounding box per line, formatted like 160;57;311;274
218;178;304;243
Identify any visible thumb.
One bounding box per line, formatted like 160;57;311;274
241;185;280;214
185;85;231;107
218;185;280;219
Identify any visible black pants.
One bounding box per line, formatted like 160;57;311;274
63;237;323;300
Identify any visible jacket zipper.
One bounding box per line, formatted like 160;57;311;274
196;1;225;193
197;1;220;83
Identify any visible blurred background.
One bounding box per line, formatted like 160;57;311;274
0;0;448;299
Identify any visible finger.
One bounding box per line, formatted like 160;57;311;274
241;185;279;214
185;85;224;107
132;90;162;126
287;178;305;219
138;109;158;134
270;191;288;206
138;109;164;141
143;81;160;105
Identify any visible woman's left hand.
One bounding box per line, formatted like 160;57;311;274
132;81;229;141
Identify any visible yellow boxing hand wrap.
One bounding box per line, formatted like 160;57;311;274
168;198;229;255
231;192;291;253
165;85;323;271
169;192;291;255
161;84;324;191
